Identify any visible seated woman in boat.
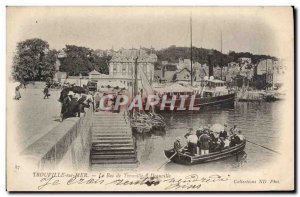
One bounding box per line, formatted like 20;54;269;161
236;130;245;141
219;123;228;138
214;138;225;152
230;130;245;146
208;130;218;152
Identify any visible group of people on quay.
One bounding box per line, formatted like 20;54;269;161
174;124;245;156
59;86;93;121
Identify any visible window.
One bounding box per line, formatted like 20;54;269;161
113;64;117;73
128;64;133;75
122;64;126;76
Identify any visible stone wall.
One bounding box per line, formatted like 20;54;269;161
22;108;93;171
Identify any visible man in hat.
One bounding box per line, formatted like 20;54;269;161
186;129;198;155
173;137;183;153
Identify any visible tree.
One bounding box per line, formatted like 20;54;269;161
59;45;110;76
90;54;110;75
12;38;57;82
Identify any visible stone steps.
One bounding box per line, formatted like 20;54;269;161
90;111;137;167
91;158;137;164
91;150;135;155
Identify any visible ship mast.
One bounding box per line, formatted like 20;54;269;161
220;30;223;80
190;14;193;86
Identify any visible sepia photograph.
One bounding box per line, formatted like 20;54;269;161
6;6;294;191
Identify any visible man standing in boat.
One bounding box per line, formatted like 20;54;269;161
199;130;211;155
174;137;183;153
186;128;198;155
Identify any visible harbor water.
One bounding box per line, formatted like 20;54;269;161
135;101;284;171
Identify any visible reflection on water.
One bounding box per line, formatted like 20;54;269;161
135;101;283;171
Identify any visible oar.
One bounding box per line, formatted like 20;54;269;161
157;152;177;171
246;140;280;154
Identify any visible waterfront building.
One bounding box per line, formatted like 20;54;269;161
108;49;157;88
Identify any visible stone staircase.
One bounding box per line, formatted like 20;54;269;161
90;112;137;168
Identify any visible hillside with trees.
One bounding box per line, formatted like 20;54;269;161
155;45;277;69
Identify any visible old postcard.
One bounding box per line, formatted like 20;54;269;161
6;7;294;191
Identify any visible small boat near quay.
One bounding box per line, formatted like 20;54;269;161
164;140;246;165
129;112;167;133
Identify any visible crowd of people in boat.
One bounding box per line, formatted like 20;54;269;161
174;124;245;156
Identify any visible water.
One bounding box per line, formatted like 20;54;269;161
135;101;284;171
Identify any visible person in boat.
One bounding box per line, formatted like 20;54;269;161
215;137;225;152
220;123;228;138
231;124;239;135
223;137;231;148
186;129;198;155
207;124;212;132
199;130;211;155
232;130;245;145
236;130;245;142
173;137;183;153
208;130;218;152
196;126;204;138
184;128;193;139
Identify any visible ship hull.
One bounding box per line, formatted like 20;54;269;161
155;93;236;112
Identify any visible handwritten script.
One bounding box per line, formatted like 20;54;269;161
35;172;230;190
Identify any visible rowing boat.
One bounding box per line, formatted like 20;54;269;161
164;140;246;165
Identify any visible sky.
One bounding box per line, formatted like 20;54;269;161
7;7;293;58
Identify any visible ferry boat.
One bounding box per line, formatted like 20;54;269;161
153;79;235;112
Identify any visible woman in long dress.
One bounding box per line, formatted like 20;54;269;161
15;86;21;100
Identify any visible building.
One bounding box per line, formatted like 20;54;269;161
160;64;178;83
53;71;67;83
177;58;192;70
193;63;208;82
256;59;274;75
108;49;157;88
173;68;192;85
